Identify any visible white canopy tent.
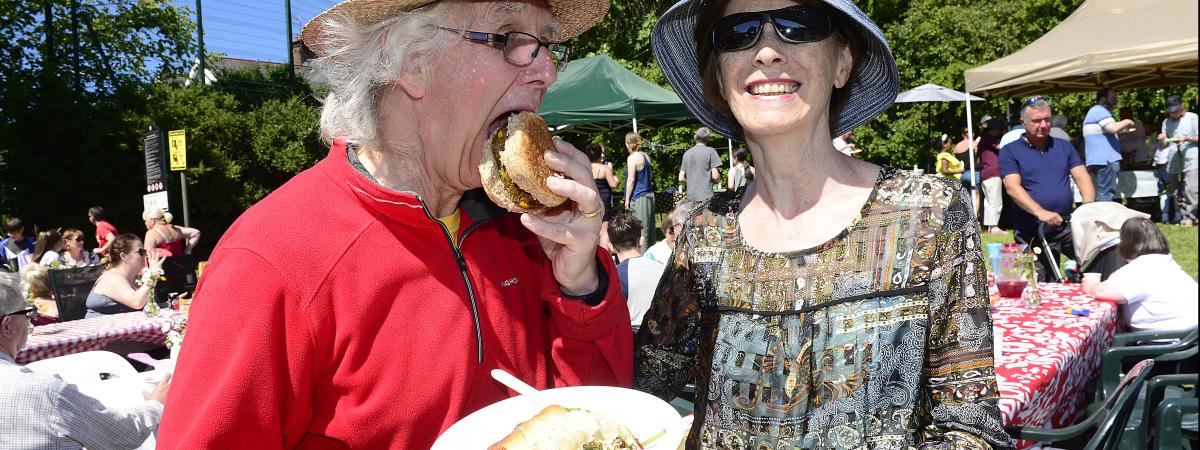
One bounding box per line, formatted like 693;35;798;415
965;0;1197;96
960;0;1197;195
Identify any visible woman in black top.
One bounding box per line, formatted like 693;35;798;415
586;143;619;249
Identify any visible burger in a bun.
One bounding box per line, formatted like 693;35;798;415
479;112;567;213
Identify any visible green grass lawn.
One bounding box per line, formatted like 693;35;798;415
980;224;1197;279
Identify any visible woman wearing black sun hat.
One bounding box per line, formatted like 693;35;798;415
633;1;1014;448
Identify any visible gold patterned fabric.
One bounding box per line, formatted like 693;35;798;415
634;168;1014;449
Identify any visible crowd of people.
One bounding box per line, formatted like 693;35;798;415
0;206;200;323
936;90;1198;235
0;0;1194;449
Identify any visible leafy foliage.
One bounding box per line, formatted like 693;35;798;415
565;0;1197;179
121;68;324;257
0;0;196;242
1;0;1195;259
0;0;320;258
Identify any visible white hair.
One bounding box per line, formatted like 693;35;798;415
1020;99;1051;119
0;273;24;316
312;1;462;148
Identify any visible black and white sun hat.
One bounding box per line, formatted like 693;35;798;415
651;0;899;141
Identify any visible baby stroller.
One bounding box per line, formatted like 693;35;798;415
1069;202;1151;281
1030;202;1150;283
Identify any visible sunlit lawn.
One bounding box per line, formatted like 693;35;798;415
980;224;1197;279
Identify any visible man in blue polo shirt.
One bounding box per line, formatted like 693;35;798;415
1001;97;1096;281
1083;88;1137;201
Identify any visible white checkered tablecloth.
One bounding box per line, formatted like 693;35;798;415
17;312;176;364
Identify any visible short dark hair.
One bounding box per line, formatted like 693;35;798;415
584;143;604;163
88;206;106;221
4;217;24;234
1117;218;1170;260
607;213;643;251
733;149;748;163
1096;87;1114;103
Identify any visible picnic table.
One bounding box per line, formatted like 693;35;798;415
992;283;1118;448
17;312;175;364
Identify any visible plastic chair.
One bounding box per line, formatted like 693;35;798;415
1006;359;1154;450
1154;396;1198;450
47;265;105;321
1145;374;1199;450
1112;326;1199;348
1107;346;1198;450
1098;329;1199;401
155;254;196;305
25;351;139;385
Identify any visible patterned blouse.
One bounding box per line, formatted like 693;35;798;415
634;168;1014;449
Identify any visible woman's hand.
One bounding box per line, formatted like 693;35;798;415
146;250;166;273
519;140;604;296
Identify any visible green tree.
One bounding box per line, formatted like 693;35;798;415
853;0;1087;168
0;0;195;239
125;67;324;258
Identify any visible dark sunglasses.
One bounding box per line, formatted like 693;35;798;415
4;307;37;321
710;6;836;52
1025;96;1049;107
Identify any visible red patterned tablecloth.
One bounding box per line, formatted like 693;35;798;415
992;283;1118;447
17;312;175;364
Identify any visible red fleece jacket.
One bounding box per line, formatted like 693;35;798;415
157;143;633;449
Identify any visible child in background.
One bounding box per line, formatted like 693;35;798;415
936;134;964;180
1089;218;1198;333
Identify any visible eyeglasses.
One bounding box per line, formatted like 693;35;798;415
4;307;37;321
435;26;570;72
710;6;836;52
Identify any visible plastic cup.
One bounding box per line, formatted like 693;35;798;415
986;243;1004;276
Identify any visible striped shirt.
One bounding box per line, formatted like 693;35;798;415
1083;104;1122;165
0;353;162;450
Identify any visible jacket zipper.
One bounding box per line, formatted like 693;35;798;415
419;203;496;364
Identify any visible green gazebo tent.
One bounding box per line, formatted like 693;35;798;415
539;55;695;134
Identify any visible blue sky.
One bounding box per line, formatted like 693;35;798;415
169;0;339;62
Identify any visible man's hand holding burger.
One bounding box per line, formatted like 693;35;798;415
521;141;604;296
478;112;603;296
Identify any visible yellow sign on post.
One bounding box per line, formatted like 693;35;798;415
168;130;187;171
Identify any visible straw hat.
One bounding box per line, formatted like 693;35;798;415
651;0;899;140
300;0;611;57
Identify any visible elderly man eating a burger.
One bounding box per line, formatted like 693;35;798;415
156;0;630;448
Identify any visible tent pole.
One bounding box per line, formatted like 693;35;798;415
927;104;933;173
728;138;734;169
632;117;639;133
965;89;978;189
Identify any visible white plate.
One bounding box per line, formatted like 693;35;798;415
432;386;684;450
